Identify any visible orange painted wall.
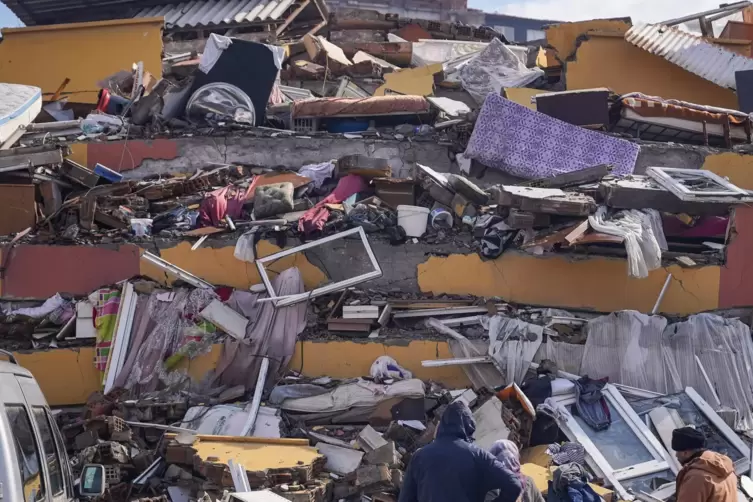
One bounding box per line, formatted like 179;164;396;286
139;241;327;291
16;341;471;406
417;253;719;315
0;18;163;104
545;20;630;61
566;34;739;109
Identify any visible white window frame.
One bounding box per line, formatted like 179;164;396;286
646;166;753;203
552;385;753;500
494;25;516;41
255;226;382;308
552;384;676;501
685;387;751;475
526;29;546;41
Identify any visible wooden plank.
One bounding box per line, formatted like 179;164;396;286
567;232;625;246
166;433;310;446
565;220;589;245
200;300;249;341
184;226;225;237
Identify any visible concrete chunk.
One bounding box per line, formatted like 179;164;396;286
358;425;388;452
364;441;401;466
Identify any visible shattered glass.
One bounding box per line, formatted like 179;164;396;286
571;401;654;470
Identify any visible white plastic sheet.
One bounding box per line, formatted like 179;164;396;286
234;229;258;263
9;293;68;318
664;314;753;431
579;311;753;431
488;315;543;384
534;341;586;375
581;311;673;393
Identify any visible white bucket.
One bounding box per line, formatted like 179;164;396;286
397;205;430;237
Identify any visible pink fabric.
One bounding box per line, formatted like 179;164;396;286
199;185;251;227
298;175;368;234
662;216;729;238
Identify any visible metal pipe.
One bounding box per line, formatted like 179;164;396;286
25;120;83;132
241;357;269;437
422;356;492;367
236;219;288;227
661;1;749;26
141;251;214;289
652;274;673;315
0;162;30;173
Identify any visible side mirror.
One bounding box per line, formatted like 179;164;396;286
79;464;105;497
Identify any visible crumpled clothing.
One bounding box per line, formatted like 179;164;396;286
478;216;513;259
370;356;413;382
348;203;397;233
298;161;335;189
552;463;591;496
574;376;611;432
547;442;586;466
537;399;565;422
299;175;368;234
199;185;251;227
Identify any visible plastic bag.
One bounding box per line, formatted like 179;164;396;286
234;229;258;263
370;356;413;382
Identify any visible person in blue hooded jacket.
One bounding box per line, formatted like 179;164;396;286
398;400;523;502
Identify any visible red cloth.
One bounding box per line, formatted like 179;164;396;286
298;175;368;234
199;185;252;227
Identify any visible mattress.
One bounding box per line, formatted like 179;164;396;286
611;92;750;146
614;108;749;144
0;83;42;144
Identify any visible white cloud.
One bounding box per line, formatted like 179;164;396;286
468;0;726;24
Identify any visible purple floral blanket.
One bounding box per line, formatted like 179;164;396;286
464;93;639;179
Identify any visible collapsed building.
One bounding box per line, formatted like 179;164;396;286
2;1;753;502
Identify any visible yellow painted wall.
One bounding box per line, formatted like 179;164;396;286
290;340;471;388
67;144;88;167
0;18;163;104
140;241;328;291
16;341;471;406
417;253;719;315
703;152;753;190
567;35;739;109
546;20;631;61
504;88;548;110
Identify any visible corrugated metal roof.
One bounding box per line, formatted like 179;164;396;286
625;23;753;90
134;0;297;28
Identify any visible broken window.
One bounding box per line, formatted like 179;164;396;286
553;384;676;501
629;390;749;471
256;227;382;308
647;167;753;203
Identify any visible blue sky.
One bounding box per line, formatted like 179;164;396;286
468;0;728;23
0;2;21;28
0;0;734;27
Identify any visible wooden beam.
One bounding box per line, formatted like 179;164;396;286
276;0;311;36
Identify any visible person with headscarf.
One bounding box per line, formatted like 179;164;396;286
673;427;737;502
399;401;522;502
486;440;545;502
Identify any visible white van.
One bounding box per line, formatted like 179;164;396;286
0;351;104;502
